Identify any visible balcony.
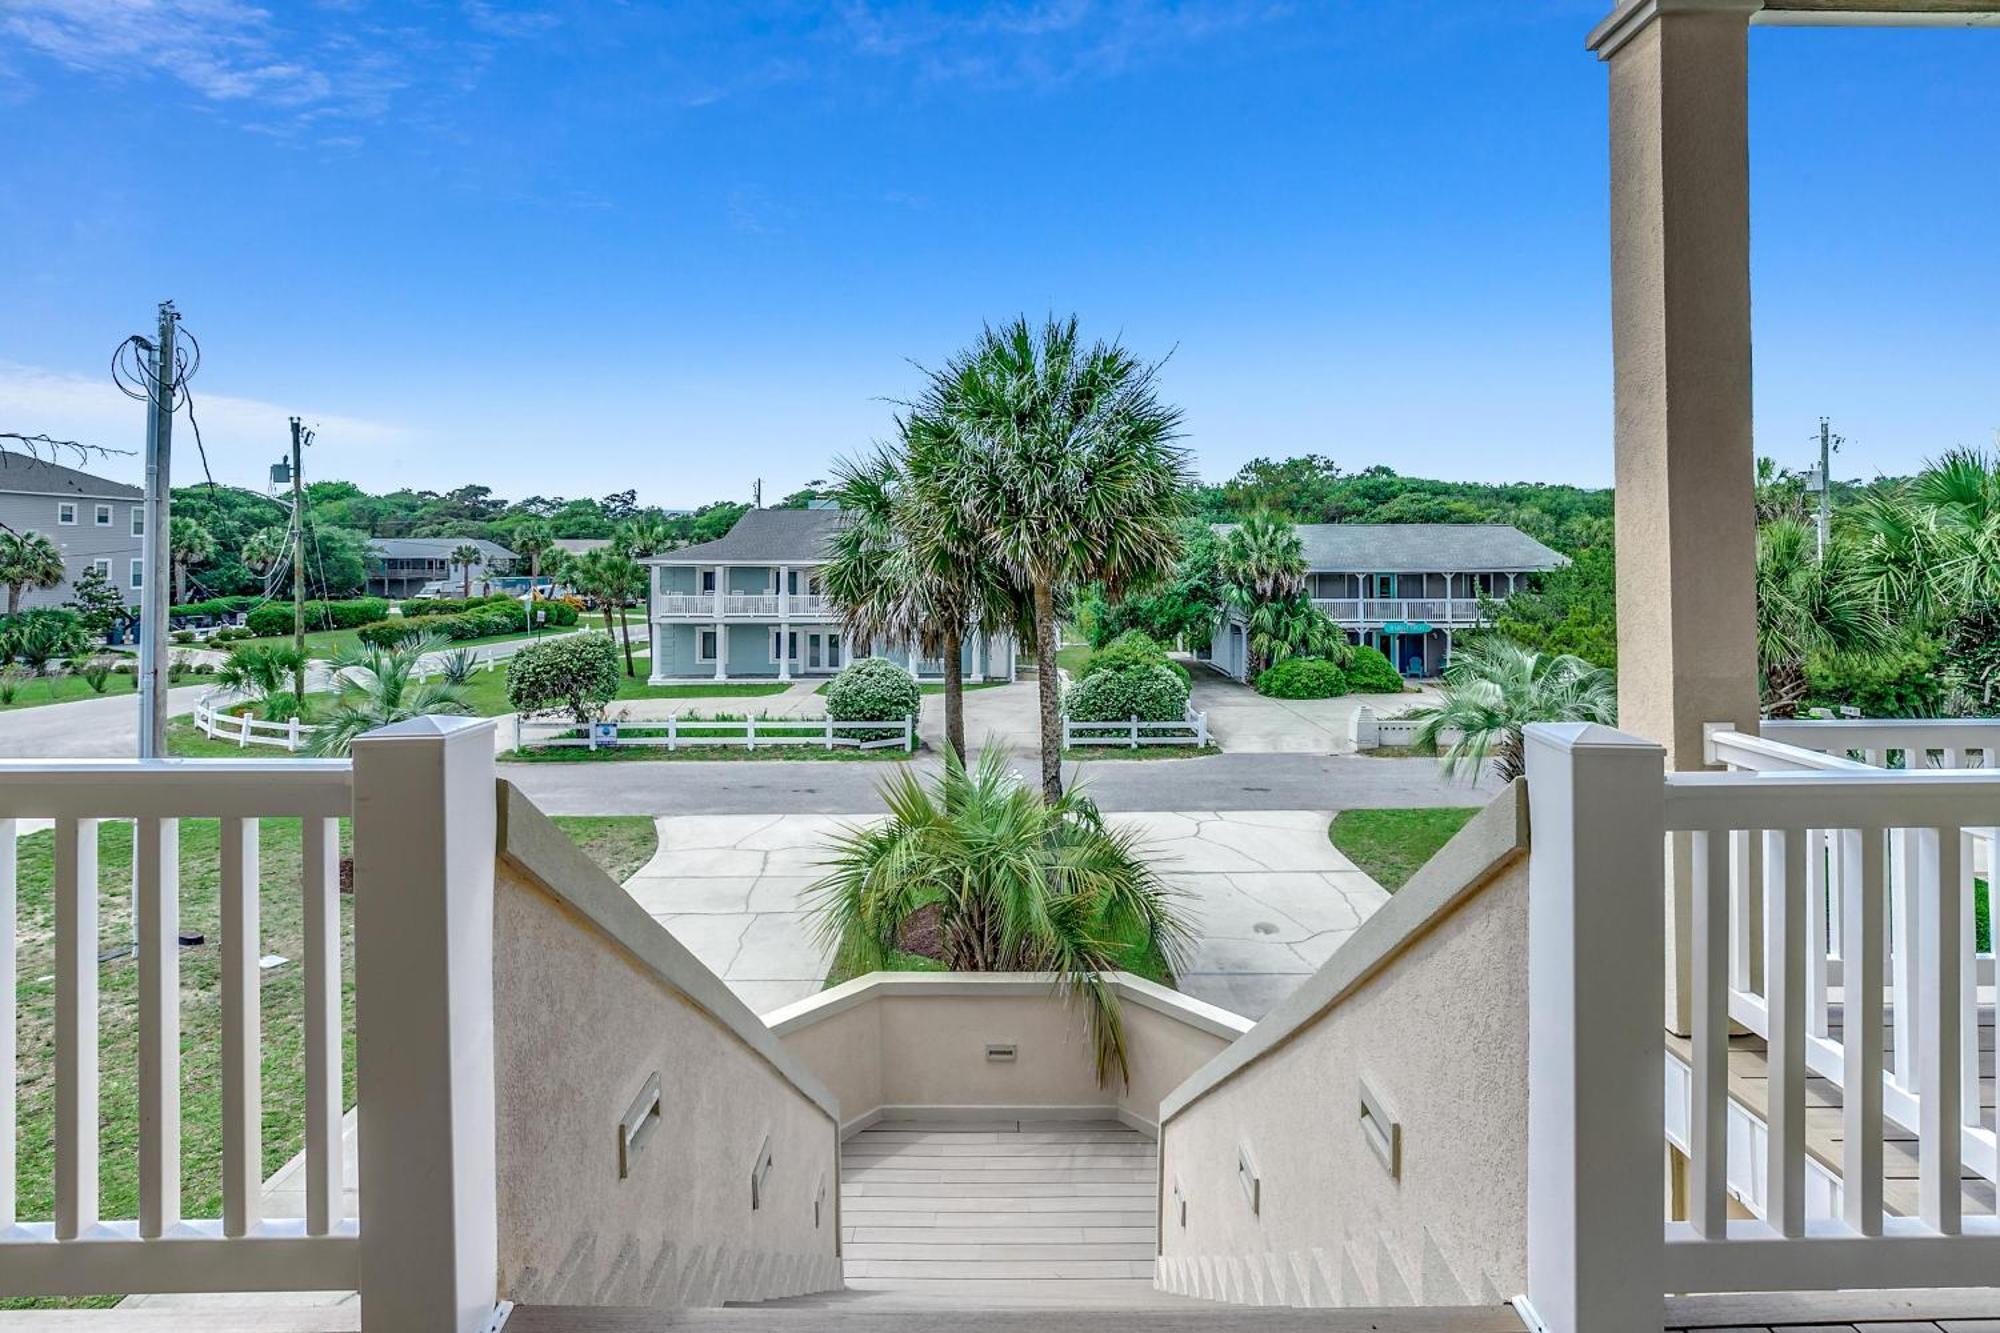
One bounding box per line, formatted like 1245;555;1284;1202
654;592;835;619
1310;596;1486;626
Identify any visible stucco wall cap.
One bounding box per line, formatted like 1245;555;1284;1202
1587;0;1761;57
767;970;1252;1042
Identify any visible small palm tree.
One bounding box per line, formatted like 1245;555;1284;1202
1756;518;1889;718
807;747;1191;1086
0;531;67;614
307;634;471;757
451;543;484;598
1242;596;1346;677
217;643;310;721
568;548;644;676
168;517;218;603
1406;636;1616;783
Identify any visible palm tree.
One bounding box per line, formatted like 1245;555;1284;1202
1219;510;1307;603
1242;596;1346;676
807;747;1191;1086
1757;517;1889;718
168;516;218;603
0;531;67;614
510;519;555;595
451;543;484;598
306;634;471;757
934;316;1192;800
1852;447;2000;626
241;526;289;579
569;548;643;677
1406;636;1616;783
614;517;673;560
216;643;310;720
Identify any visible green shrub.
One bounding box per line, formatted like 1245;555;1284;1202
357;619;418;649
1805;640;1944;718
170;596;258;620
1255;657;1348;699
507;633;620;724
245;598;389;637
0;609;92;666
825;657;920;739
1080;629;1190;685
1342;644;1405;694
399;594;519;618
1064;662;1190;723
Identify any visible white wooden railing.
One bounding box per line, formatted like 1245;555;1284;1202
518;713;916;752
192;692;318;751
1310;597;1485;625
1062;705;1210;749
1523;721;2000;1333
656;592;835;618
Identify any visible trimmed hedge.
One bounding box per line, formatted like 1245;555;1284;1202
1064;661;1190;723
245;598;389;637
399;594;519;618
1080;629;1190;686
1343;644;1406;694
507;633;620;724
1255;657;1348;699
825;657;920;739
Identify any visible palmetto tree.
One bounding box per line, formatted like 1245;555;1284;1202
0;531;66;614
242;526;289;580
168;517;218;603
1853;447;2000;625
933;316;1192;800
451;543;484;598
807;747;1191;1086
1219;510;1306;603
569;547;643;677
217;643;310;721
510;519;555;594
1757;517;1889;718
614;517;673;560
1242;597;1346;676
1406;636;1616;783
306;634;471;757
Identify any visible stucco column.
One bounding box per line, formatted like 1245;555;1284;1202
1591;0;1762;1037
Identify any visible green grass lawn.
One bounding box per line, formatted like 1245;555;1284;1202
551;815;658;884
1328;807;1479;891
0;671;145;711
453;657;790;718
226;626;550;660
1054;643;1094;677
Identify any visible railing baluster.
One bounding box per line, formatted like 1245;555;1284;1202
1919;824;1963;1234
222;816;262;1237
1843;826;1886;1236
1963;828;1983;1136
1807;827;1830;1039
1893;828;1923;1092
54;817;99;1240
0;817;15;1227
303;816;343;1234
137;816;181;1236
1765;827;1807;1236
1691;829;1729;1237
1729;829;1754;993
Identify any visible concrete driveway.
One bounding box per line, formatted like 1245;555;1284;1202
1188;670;1438;755
619;808;1388;1021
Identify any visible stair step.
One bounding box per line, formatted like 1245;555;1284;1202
505;1302;1527;1330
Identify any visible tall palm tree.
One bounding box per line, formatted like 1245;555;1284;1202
1853;447;2000;625
1406;636;1616;783
807;747;1191;1086
933;316;1192;801
306;634;471;757
0;531;66;614
451;543;484;598
168;517;218;603
241;526;288;580
569;547;643;677
509;519;555;595
1757;517;1889;718
614;516;673;560
1219;510;1307;603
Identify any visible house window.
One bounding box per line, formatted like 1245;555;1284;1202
129;559;143;589
696;629;718;662
91;558;112;578
771;629;797;662
700;569;717;594
1373;574;1394;598
131;508;144;536
95;504;112;527
58;502;76;525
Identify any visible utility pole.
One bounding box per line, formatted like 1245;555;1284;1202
136;301;178;760
1815;417;1838;558
290;417;311;700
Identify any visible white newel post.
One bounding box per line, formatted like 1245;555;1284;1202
1522;722;1666;1333
351;715;501;1333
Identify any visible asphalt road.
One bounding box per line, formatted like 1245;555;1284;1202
500;752;1499;816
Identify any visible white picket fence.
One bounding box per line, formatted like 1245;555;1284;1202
1062;705;1209;749
518;713;917;753
192;694;319;752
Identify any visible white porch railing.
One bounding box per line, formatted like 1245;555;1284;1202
1523;721;2000;1333
518;713;916;752
1310;597;1485;625
1062;705;1210;749
656;592;835;619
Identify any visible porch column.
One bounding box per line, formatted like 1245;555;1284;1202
713;563;727;620
1591;0;1761;1038
776;564;791;681
714;622;727;680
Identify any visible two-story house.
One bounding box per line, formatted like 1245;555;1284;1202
1205;522;1566;680
0;454;148;608
644;505;1017;682
364;536;516;598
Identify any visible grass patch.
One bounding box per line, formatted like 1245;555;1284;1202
3;819;354;1310
550;815;658;883
1054;643;1094;677
1062;744;1220;762
1328;807;1479;891
0;671;143;710
1359;742;1439;759
451;659;789;718
228;626;547;660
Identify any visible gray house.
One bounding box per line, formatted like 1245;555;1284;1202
644;506;1016;682
1206;522;1566;680
364;536;516;598
0;455;146;609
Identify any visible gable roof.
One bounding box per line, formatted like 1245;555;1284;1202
368;536;516;563
0;453;143;500
646;507;848;565
1212;522;1565;573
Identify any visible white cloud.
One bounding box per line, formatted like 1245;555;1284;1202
0;361;414;490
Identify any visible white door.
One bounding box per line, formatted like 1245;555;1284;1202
805;631;843;673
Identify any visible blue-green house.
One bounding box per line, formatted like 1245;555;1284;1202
644;506;1017;683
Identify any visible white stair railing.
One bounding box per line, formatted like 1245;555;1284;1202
1523;721;2000;1333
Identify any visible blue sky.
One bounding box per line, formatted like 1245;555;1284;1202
1;2;1994;508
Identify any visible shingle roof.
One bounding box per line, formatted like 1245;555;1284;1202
368;536;516;562
1212;522;1565;573
646;507;848;565
0;453;143;500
